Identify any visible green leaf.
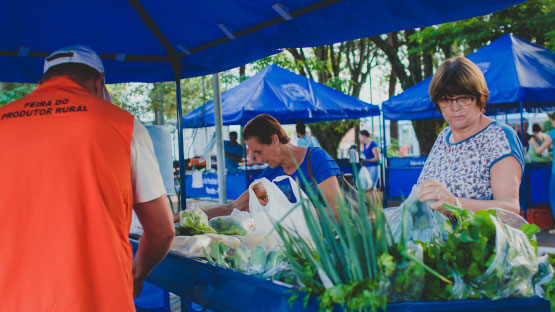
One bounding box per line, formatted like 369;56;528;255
519;223;541;240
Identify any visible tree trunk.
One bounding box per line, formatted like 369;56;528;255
286;42;371;158
310;120;357;159
388;68;398;140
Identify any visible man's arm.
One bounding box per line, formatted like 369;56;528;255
132;195;175;298
224;152;243;162
534;136;553;154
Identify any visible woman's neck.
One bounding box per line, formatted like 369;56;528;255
451;115;492;142
279;144;307;175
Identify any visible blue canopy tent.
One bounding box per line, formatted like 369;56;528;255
382;34;555;120
0;0;524;84
182;64;379;127
182;64;379;201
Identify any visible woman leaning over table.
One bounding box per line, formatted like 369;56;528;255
417;56;525;215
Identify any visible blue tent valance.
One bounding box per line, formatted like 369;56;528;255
382;34;555;120
182;65;379;127
0;0;522;84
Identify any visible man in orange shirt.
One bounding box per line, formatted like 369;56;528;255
0;45;175;311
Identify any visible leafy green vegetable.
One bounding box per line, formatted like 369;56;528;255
208;217;248;236
542;253;555;311
179;207;215;235
520;223;541;253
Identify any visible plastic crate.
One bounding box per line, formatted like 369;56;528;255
525;208;554;229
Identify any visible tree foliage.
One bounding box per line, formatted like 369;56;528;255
107;77;209;125
0;82;37;107
282;39;378;158
371;0;554;155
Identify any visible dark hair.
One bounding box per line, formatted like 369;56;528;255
242;114;290;145
229;131;237;137
532;123;542;133
360;130;370;137
550;113;555;121
296;121;306;135
429;57;489;112
42;63;101;85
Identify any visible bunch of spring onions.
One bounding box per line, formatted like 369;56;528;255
273;168;450;312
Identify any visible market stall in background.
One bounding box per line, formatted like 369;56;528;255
181;65;379;201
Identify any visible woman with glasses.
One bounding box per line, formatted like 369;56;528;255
416;57;525;215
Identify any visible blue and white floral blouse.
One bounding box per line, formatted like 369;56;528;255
417;121;524;200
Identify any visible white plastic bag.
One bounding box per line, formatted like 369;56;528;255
356;166;372;190
247;176;316;248
171;235;211;257
208;211;254;236
179;204;215;235
192;170;203;188
384;185;450;244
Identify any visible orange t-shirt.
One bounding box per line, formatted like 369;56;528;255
0;77;135;311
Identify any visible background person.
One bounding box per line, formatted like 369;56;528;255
360;130;380;203
207;114;342;220
296;121;321;147
515;119;531;152
416;56;524;215
528;113;555;233
348;144;359;165
528;123;551;158
0;45;174;311
224;131;244;173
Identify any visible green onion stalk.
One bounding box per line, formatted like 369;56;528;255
273;161;450;312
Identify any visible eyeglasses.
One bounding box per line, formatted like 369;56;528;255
438;95;475;108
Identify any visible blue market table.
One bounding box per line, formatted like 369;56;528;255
130;239;550;312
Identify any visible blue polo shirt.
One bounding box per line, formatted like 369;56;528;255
224;141;243;172
259;147;340;196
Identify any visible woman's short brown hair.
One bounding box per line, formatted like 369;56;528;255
429;56;489;112
242;114;290;145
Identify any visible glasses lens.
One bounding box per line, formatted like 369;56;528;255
458;96;473;105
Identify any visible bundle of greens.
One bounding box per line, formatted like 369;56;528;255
178;205;216;235
204;243;293;281
209;216;249;236
422;203;547;301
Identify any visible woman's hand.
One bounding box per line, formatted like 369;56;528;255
417;179;458;216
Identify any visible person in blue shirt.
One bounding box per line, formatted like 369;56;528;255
360;130;380;187
296;121;320;147
360;129;380;203
206;114;341;220
530;113;555;234
223;131;244;174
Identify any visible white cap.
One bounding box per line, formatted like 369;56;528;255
43;45;104;74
